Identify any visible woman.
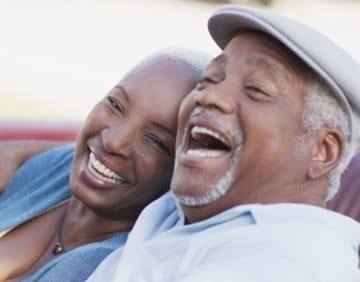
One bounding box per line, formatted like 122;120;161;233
0;48;211;281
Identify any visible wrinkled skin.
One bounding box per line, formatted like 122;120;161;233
171;32;343;223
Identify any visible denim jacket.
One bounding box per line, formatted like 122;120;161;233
0;145;128;281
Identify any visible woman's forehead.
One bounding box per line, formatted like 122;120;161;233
117;58;197;103
124;56;193;82
109;85;179;137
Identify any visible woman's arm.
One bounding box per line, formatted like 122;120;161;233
0;120;81;192
0;140;68;192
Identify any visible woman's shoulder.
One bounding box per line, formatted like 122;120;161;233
0;145;74;231
28;144;75;167
26;232;129;282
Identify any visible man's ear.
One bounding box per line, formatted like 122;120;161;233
308;128;345;179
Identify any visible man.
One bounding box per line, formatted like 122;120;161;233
88;5;360;281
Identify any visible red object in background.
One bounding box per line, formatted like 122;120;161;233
0;120;81;141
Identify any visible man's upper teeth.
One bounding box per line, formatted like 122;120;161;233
191;126;229;147
89;152;124;182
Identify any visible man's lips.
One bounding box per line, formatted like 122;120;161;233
181;123;232;161
87;151;127;185
191;125;231;148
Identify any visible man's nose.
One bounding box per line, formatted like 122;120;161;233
194;85;235;114
101;124;135;159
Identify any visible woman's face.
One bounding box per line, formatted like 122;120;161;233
70;55;200;220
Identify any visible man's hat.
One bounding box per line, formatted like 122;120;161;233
208;5;360;154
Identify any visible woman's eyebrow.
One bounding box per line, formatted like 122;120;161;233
151;122;176;139
114;85;130;103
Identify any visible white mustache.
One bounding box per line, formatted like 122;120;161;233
187;106;244;146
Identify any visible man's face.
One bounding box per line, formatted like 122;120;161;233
171;32;312;220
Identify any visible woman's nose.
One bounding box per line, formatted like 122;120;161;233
101;125;135;159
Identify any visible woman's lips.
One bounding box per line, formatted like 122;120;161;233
80;151;128;189
88;152;125;184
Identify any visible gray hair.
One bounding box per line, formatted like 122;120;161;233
127;47;211;80
302;73;351;200
156;47;212;76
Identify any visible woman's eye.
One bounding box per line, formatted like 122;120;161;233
107;97;123;112
148;135;171;155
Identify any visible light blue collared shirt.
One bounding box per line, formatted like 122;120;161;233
89;192;360;282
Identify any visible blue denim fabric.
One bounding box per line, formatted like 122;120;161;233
25;232;128;282
0;145;128;281
0;145;74;231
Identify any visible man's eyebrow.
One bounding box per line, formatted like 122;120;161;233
151;122;176;139
114;85;130;103
245;57;289;82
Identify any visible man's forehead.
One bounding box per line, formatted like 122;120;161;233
229;31;302;64
208;35;298;83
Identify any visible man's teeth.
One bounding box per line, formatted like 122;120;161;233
88;152;125;184
191;126;230;147
186;148;226;158
186;149;210;157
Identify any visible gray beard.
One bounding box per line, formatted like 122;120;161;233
174;165;234;206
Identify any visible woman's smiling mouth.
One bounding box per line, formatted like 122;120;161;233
87;152;127;184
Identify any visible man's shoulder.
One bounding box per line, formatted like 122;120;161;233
250;203;360;235
127;192;180;240
219;203;360;253
188;204;360;282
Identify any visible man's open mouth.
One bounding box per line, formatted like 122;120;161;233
87;152;127;184
185;125;231;158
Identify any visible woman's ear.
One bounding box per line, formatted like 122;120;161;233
308;128;345;179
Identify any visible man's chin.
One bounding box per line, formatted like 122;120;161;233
172;190;223;207
171;167;235;207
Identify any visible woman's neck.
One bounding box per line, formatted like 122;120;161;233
60;197;133;251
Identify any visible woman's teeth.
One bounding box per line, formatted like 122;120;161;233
88;152;125;184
